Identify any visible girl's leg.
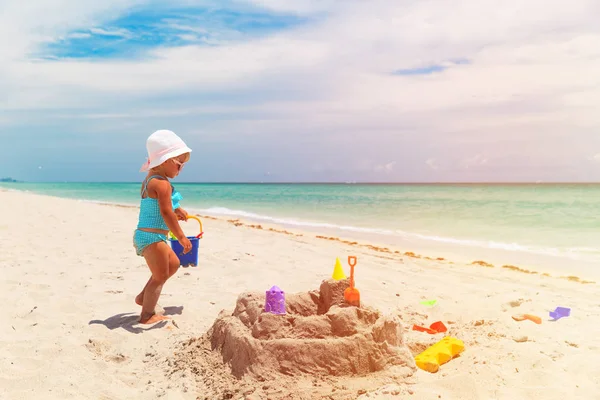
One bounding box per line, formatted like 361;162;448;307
168;254;180;278
136;252;180;306
140;241;175;324
136;278;152;306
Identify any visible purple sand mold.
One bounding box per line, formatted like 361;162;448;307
549;306;571;320
265;285;286;315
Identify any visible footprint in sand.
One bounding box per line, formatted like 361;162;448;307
540;350;562;361
509;299;525;307
85;339;128;363
502;298;531;311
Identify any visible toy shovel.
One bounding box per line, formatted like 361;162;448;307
344;256;360;307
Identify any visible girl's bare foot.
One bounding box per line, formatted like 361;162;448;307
135;295;164;315
139;313;170;324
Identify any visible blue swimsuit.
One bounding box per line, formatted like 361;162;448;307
133;175;182;256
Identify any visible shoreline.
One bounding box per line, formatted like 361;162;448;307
2;184;598;278
203;215;596;285
3;187;594;284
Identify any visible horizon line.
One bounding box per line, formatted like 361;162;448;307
4;181;600;185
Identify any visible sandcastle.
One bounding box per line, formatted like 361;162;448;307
206;278;417;379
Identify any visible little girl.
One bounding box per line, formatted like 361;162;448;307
133;129;193;324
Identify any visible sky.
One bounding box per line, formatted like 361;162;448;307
1;0;600;182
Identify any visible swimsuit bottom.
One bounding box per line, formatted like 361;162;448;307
133;229;167;256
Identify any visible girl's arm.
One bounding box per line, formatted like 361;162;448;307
151;179;187;240
174;207;188;221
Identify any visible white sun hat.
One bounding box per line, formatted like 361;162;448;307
140;130;192;172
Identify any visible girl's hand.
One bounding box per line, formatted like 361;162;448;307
180;237;193;254
174;207;188;221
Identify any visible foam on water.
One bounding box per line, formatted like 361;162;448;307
200;206;600;263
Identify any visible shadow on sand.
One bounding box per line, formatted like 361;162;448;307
89;306;184;334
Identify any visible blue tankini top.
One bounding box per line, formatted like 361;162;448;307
136;175;182;231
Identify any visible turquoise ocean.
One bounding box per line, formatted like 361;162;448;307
2;182;599;278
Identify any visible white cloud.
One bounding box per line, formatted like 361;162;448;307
426;158;439;170
460;154;489;169
3;1;599;116
68;32;93;39
89;27;131;37
589;154;600;163
1;0;600;181
374;161;396;173
234;0;339;15
177;33;200;42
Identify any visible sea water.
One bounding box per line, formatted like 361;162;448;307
3;182;599;278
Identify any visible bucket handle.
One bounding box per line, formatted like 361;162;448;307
169;215;204;240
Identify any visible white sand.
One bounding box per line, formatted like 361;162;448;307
1;189;598;399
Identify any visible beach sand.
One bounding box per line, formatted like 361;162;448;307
1;189;598;399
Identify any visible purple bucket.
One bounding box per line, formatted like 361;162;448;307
264;285;286;315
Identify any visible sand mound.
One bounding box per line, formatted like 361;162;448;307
169;279;417;399
208;279;415;378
